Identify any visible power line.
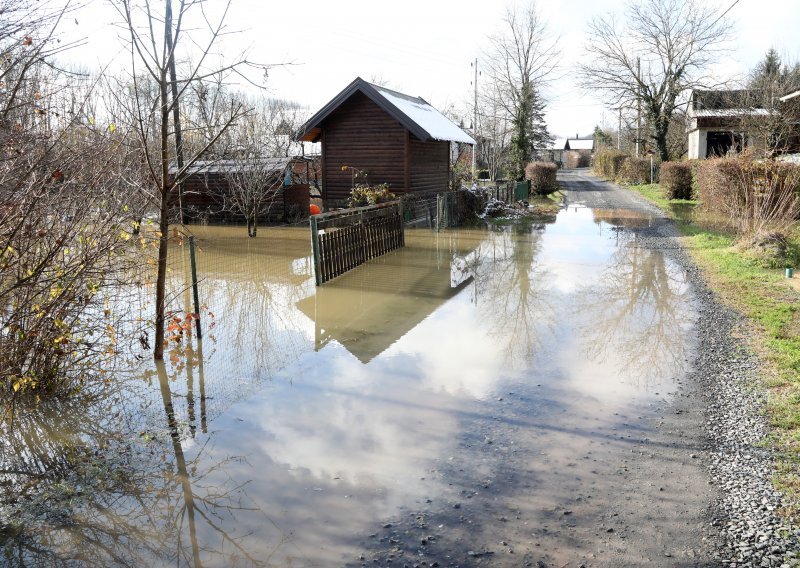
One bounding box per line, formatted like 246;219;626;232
710;0;741;29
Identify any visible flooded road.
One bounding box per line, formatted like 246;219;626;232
1;171;713;566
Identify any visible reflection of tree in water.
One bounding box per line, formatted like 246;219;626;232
183;233;314;383
471;224;556;369
575;232;693;383
0;366;278;566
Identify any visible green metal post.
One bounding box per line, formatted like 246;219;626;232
188;236;202;338
310;215;322;286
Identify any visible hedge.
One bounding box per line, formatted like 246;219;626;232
695;156;800;232
618;157;654;185
525;161;559;196
660;161;693;199
593;149;627;179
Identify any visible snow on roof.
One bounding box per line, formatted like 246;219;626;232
690;108;772;118
169;157;309;176
566;138;594;150
547;138;567;150
779;89;800;102
374;85;475;145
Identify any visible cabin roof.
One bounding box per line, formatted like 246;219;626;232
296;77;475;145
169;156;312;176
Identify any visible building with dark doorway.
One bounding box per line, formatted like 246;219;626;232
687;89;800;159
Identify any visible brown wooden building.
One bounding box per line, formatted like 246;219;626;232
173;156;319;223
295;77;475;206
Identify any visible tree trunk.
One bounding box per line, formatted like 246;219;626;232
654;121;669;162
153;190;169;360
154;55;171;360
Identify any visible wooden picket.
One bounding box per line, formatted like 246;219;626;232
309;201;405;285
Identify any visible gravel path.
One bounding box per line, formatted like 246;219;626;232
353;170;798;567
560;169;800;568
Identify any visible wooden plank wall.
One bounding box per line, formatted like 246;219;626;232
310;202;404;285
409;138;449;193
322;92;407;202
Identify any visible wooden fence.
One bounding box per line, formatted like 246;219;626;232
309;201;404;285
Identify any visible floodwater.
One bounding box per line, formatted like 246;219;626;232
1;202;698;566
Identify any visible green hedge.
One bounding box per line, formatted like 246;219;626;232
592;149;627;179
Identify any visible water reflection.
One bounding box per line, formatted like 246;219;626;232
296;229;476;363
575;233;694;384
1;207;698;565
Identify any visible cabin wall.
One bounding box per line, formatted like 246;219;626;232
178;169;310;224
409;138;449;193
321;92;407;203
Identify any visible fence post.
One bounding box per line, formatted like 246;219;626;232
310;215;322;286
188;236;202;339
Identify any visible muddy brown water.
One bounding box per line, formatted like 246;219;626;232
1;201;705;567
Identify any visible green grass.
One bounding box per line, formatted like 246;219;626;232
629;182;800;514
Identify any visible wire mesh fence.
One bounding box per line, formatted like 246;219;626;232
121;181;524;431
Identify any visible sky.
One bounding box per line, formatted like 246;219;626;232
66;0;800;140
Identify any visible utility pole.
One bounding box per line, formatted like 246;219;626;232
635;57;641;158
471;58;479;180
617;107;622;150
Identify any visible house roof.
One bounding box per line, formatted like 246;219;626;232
296;77;475;145
691;108;772;118
547;138;567;150
780;89;800;102
565;138;594;150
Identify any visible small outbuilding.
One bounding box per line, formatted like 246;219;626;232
687;90;761;159
295;77;475;207
175;156;319;223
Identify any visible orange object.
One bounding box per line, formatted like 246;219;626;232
310;204;321;215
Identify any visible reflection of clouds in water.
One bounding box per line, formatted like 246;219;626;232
244;346;458;489
539;207;614;293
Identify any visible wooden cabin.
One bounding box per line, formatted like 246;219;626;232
295;77;475;207
173;156;319;223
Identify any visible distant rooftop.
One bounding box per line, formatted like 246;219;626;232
565;138;594;151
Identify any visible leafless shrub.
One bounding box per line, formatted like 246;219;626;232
0;2;141;401
695;154;800;236
660;161;693;199
563;151;590;169
592;149;627;179
618;157;653;185
223;158;284;237
525;161;558;195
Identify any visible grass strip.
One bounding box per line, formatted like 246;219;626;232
627;182;800;514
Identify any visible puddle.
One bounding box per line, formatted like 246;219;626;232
1;205;698;566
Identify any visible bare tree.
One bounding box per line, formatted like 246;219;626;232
483;1;557;180
579;0;732;161
737;50;800;157
110;0;266;359
476;85;513;180
223;157;285;237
